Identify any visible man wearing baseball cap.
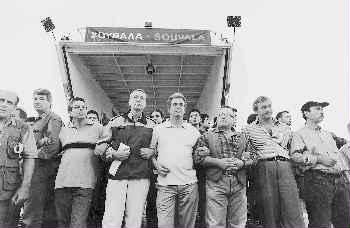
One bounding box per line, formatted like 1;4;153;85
291;101;349;228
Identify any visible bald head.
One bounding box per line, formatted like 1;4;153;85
0;90;19;119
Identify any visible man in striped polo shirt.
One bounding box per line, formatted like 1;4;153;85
240;96;305;228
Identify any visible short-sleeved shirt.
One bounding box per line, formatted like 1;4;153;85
291;125;345;174
55;121;105;189
151;121;200;186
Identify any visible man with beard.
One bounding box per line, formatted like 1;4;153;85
102;89;155;228
0;90;37;228
23;88;63;228
240;96;305;228
291;101;350;228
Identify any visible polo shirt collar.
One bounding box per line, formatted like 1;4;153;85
2;116;17;127
164;120;187;129
67;119;92;129
305;123;322;131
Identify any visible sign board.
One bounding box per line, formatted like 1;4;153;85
85;27;211;45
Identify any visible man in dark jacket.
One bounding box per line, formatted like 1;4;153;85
101;89;155;228
23;88;63;228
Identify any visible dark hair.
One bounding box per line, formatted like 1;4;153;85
167;92;187;109
212;116;217;128
16;107;27;120
33;88;52;103
189;108;201;116
247;113;258;124
252;96;270;112
222;105;237;113
67;97;85;112
200;113;209;123
87;110;99;120
25;116;36;123
302;109;309;121
151;109;164;118
276;110;289;121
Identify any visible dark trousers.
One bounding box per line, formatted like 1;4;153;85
0;200;20;228
55;187;93;228
304;170;350;228
195;166;206;228
256;160;305;228
146;173;158;228
88;158;108;228
23;159;60;228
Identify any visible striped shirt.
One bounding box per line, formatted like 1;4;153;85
241;123;290;160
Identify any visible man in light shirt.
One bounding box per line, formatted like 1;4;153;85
291;101;350;228
151;92;200;228
54;97;107;228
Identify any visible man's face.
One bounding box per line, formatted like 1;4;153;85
256;99;273;120
202;117;211;128
305;106;324;123
33;94;51;113
279;112;292;126
151;111;163;124
129;91;146;112
0;90;17;119
87;113;99;124
188;111;201;126
216;107;236;128
169;98;186;118
69;100;87;120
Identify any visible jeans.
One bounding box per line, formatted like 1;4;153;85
256;160;305;228
102;179;150;228
206;176;247;228
55;187;93;228
156;183;198;228
23;159;59;228
304;170;350;228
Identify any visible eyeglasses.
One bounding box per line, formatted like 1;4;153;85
151;114;160;118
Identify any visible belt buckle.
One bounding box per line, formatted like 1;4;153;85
224;170;234;176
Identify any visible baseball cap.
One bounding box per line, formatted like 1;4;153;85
301;101;329;112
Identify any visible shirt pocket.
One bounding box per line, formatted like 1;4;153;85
3;167;21;191
7;136;21;159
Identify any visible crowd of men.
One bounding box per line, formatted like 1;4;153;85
0;88;349;228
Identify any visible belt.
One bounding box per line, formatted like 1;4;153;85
307;169;344;178
260;156;289;162
223;170;236;177
62;142;96;151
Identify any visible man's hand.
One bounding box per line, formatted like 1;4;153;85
229;158;244;170
140;148;154;159
196;146;210;156
106;147;130;161
11;186;29;206
317;154;337;167
217;158;236;170
153;160;170;177
38;137;51;147
94;143;109;156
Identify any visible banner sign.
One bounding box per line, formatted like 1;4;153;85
85;27;211;45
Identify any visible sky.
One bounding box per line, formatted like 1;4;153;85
1;0;349;137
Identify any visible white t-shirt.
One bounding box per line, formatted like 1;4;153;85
151;121;200;186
